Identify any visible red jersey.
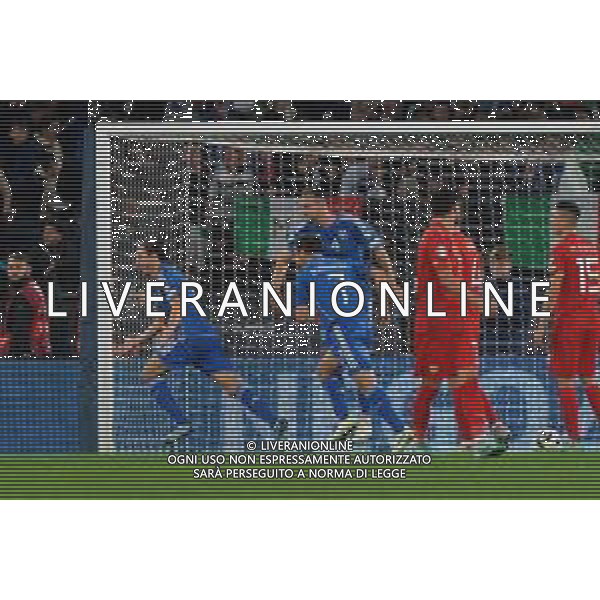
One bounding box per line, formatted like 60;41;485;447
415;219;483;322
2;279;51;356
550;232;600;320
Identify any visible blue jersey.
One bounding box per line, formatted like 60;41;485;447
160;264;216;339
288;215;383;276
296;256;373;325
296;256;375;372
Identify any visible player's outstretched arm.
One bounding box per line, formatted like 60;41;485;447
372;246;396;281
546;266;565;315
532;269;564;349
294;268;316;323
114;319;164;356
295;306;315;323
271;249;294;292
161;295;182;339
370;247;404;323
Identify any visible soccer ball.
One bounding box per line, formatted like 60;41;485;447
536;429;562;449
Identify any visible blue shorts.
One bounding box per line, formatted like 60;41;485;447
322;319;374;373
160;335;234;376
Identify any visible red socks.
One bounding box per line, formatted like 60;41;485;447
585;385;600;422
413;386;438;440
559;387;579;441
482;398;499;425
452;381;491;442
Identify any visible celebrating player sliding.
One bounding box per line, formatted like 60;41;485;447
534;201;600;448
114;241;288;447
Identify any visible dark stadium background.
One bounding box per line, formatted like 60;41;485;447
1;100;599;452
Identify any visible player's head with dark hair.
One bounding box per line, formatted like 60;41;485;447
139;239;168;261
554;200;580;219
299;190;332;223
551;200;580;236
8;113;31;144
42;217;77;247
297;235;322;254
430;189;462;223
488;243;513;279
135;239;167;276
492;244;511;259
7;251;32;281
295;235;322;266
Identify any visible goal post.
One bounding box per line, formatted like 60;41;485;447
95;122;600;452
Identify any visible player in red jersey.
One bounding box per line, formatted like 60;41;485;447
534;201;600;447
401;190;507;454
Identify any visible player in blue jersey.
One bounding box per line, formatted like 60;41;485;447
272;191;403;442
294;236;406;446
272;191;397;286
115;240;288;447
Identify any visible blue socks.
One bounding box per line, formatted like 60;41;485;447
359;387;404;434
323;374;350;421
150;379;187;425
239;389;278;427
150;379;278;429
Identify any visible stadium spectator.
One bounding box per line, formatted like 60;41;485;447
33;219;80;356
256;100;294;121
451;101;478;121
94;100;130;122
35;122;65;216
292;101;352;121
334;156;371;215
53;101;87;218
1;252;50;357
351;101;400;121
226;101;257;121
431;102;451;121
127;101;168;121
191;101;227;121
0;112;53;253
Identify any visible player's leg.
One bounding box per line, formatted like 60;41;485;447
445;327;507;454
141;357;192;446
353;369;404;433
480;392;510;444
328;322;405;444
448;367;505;455
317;352;364;441
317;352;350;422
211;369;286;436
556;376;580;443
412;327;449;447
326;322;372;437
186;334;283;433
583;376;600;421
352;367;408;449
581;330;600;423
448;369;487;443
550;324;584;444
411;372;442;444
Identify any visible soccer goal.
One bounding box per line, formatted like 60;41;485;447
95;122;600;452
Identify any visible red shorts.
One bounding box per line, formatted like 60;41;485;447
414;322;481;378
550;320;599;378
